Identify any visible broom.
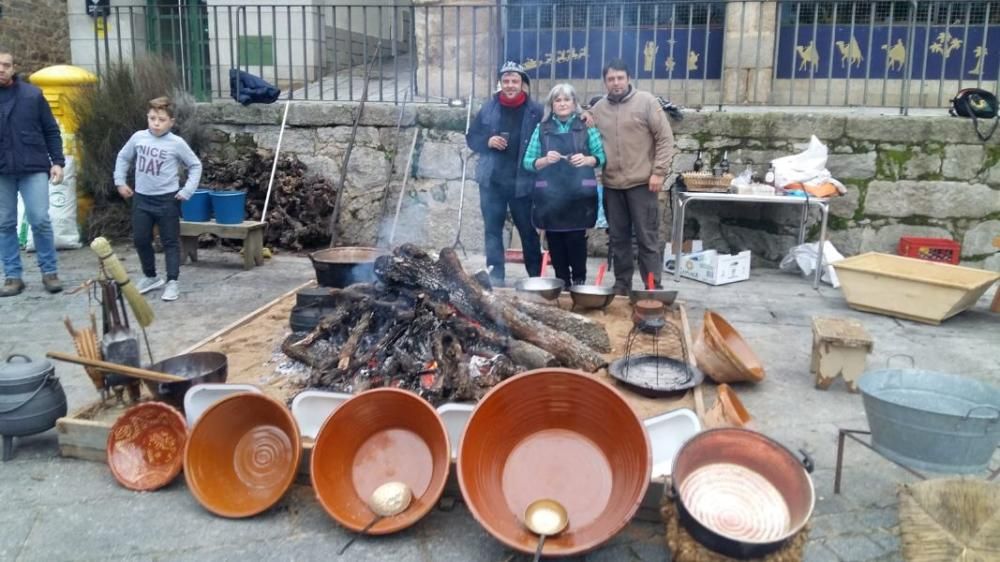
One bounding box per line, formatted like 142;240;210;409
90;237;155;327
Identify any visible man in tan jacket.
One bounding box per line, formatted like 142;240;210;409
586;59;674;294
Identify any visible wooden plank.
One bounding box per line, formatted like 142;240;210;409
180;220;263;239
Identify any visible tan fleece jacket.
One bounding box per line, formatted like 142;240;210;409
590;87;675;189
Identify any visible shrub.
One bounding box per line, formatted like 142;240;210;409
70;54;207;240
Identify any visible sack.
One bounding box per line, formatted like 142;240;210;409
949;88;1000;141
779;241;843;287
18;156;81;251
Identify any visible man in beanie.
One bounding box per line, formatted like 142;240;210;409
466;61;543;286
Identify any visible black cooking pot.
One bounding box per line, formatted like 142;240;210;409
309;247;388;288
670;428;815;559
0;354;68;461
142;352;228;411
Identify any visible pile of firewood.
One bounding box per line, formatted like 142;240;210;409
284;245;612;405
200;150;337;250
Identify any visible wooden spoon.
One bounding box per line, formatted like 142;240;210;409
46;351;187;383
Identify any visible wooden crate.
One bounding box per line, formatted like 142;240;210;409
832;252;1000;324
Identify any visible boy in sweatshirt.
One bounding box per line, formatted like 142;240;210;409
114;97;202;301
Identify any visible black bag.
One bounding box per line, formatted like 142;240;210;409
949;88;999;141
228;69;281;106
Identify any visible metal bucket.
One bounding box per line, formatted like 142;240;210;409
858;368;1000;474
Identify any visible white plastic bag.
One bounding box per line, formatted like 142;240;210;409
779;240;844;287
18;156;81;251
771;135;830;188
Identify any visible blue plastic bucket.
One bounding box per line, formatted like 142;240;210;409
181;189;212;222
210;191;247;225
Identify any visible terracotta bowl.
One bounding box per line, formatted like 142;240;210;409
184;393;301;518
458;368;651;557
311;388;450;534
695;311;766;383
106;401;187;491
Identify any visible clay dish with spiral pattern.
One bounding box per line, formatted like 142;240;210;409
184;393;301;518
106;401;187;491
458;368;651;557
311;388;450;535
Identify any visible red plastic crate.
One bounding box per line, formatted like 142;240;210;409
897;236;961;264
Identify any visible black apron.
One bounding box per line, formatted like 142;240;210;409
531;120;598;231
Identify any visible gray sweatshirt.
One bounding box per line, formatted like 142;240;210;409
113;130;202;199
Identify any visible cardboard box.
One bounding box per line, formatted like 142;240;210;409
663;240;703;272
677;250;751;285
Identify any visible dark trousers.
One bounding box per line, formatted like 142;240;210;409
479;180;541;281
546;230;587;287
132;192;181;281
604;185;661;290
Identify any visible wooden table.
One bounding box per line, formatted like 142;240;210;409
180;220;265;270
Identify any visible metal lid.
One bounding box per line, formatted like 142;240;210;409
0;354;54;385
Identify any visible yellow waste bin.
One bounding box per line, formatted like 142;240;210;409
29;65;98;226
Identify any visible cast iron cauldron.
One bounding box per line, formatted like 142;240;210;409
0;355;68;461
670;428;815;559
309;247;388;288
142;352;228;411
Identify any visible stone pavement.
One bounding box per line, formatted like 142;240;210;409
2;243;999;561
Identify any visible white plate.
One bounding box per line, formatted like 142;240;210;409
183;384;263;427
436;402;475;460
643;408;702;479
291;390;353;439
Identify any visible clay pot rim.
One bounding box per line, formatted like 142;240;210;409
716;384;752;425
703;311;765;381
106;401;187;492
311;387;451;535
183;392;302;518
457;368;652;557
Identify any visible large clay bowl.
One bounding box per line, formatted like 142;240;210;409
106;401;187;491
184;393;301;518
311;388;450;534
696;311;766;383
458;368;651;557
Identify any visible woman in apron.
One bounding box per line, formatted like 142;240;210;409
522;83;606;287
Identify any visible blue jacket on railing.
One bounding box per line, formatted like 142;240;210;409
0;75;65;175
229;69;281;106
466;93;543;198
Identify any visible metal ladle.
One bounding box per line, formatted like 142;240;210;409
524;498;568;562
338;481;413;556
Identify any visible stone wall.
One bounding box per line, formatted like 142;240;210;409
0;0;70;73
196;102;1000;272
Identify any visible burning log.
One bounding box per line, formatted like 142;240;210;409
286;245;609;405
502;296;612;354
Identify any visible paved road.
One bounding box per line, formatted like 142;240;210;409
2;244;998;561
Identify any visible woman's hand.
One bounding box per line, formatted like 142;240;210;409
569;153;596;168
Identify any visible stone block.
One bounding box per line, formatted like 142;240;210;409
416;141;463;180
297;154;340;182
828;152;876;180
253;128;316;155
943;144;985;181
416;105;469;131
217;102;282;125
903;150;942;179
345;146;389;189
830;186;861;219
316;126;381;148
845;116;939;143
672;153;697;174
829;228;864;256
961;219;1000;256
859;223;954;254
982;252;1000;272
865;180;1000;218
701;112;845;142
674;136;700;151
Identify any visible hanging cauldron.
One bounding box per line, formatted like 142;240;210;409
0;354;68;461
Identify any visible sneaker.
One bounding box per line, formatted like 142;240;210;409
42;273;63;294
136;276;165;294
613;285;630;297
161;280;179;301
0;278;25;297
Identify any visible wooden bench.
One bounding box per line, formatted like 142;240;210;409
180;220;265;270
993;236;1000;313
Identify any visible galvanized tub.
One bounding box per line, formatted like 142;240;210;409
858;368;1000;474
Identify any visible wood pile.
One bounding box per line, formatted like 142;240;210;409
200;150;338;250
284;245;612;405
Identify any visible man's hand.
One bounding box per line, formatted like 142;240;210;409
580;111;596;128
648;174;665;192
49;165;63;185
487;135;508;150
117;184;134;199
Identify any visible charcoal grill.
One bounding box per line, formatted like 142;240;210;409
608;300;703;397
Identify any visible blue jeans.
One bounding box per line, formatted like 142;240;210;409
479;180;541;281
0;173;58;279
